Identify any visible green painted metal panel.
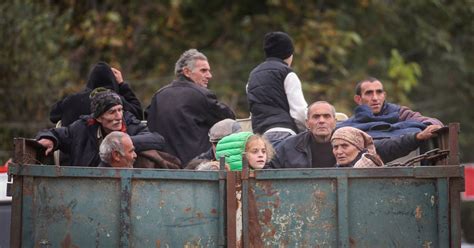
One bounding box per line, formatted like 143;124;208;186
28;177;121;247
247;167;463;247
11;165;223;247
348;178;439;247
249;179;338;247
130;180;220;247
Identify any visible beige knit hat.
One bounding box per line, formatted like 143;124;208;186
331;127;376;154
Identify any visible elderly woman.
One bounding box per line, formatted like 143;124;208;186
331;127;384;168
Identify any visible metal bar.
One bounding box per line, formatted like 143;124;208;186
119;176;132;248
8;164;221;180
22;176;35;248
218;156;226;247
437;178;449;248
448;123;460;165
9;174;23;248
255;166;463;180
241;156;249;248
449;177;464;248
337;177;349;248
226;171;237;247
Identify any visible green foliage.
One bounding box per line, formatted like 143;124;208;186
0;0;473;164
386;49;422;106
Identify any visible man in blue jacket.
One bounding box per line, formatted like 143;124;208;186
269;101;441;168
337;77;443;138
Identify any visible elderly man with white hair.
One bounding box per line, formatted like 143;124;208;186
99;131;137;168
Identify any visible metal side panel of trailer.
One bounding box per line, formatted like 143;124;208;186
8;165;226;247
241;167;464;248
8;165;463;248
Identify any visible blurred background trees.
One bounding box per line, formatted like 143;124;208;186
0;0;472;160
0;0;473;241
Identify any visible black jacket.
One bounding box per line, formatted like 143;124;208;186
269;131;421;169
146;76;235;166
50;62;143;126
37;112;164;167
247;58;297;134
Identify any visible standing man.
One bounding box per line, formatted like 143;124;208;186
99;131;137;168
337;77;443;138
50;61;143;126
269;101;441;168
247;31;308;147
146;49;235;166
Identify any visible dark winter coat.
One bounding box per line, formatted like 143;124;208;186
50;62;143;126
269;130;421;169
247;58;298;134
37;112;164;167
146;76;235;166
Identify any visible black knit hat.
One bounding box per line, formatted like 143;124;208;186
90;87;122;118
263;31;294;60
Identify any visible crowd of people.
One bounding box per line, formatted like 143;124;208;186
36;31;443;170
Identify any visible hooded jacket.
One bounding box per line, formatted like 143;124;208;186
215;132;253;171
37;111;164;167
50;62;143;126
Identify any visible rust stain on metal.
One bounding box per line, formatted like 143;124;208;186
350;237;356;248
415;205;423;221
184;207;192;213
60;233;79;248
321;222;334;232
155;240;161;248
159;200;165;208
210;208;217;215
313;190;326;201
423;240;432;248
196;212;204;219
259;181;277;196
262;208;272;225
64;207;72;221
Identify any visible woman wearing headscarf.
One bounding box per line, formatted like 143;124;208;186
331;127;384;168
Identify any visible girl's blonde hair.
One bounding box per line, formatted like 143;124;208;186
245;134;275;163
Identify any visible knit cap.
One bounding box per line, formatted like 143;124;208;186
263;31;294;60
209;119;242;143
90;87;122;118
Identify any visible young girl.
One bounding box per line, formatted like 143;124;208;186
215;132;274;171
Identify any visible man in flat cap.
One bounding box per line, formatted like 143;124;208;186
185;118;242;169
247;31;308;148
37;88;165;167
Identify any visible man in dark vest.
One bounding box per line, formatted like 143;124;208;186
247;31;308;148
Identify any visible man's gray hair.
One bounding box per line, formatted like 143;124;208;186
306;101;336;120
99;131;127;163
174;49;208;76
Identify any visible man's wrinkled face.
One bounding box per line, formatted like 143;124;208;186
96;105;123;134
184;59;212;88
331;139;360;166
306;103;337;142
354;81;386;114
116;135;136;168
